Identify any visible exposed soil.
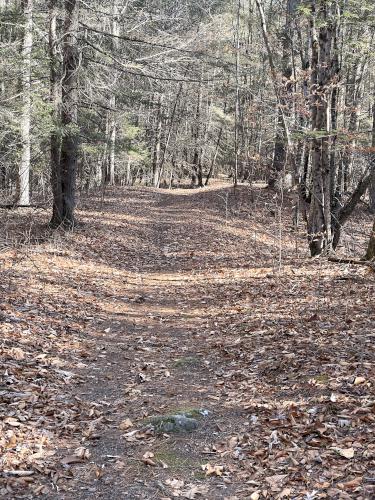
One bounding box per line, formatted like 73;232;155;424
1;184;374;499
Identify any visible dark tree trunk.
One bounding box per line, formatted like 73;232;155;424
50;0;79;228
307;0;337;256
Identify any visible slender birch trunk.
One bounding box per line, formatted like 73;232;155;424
108;2;119;186
17;0;33;205
368;94;375;213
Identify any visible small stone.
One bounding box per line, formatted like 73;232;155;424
149;414;199;433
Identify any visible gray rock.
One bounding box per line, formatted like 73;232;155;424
149;414;199;433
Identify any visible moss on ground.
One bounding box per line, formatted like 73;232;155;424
173;356;201;368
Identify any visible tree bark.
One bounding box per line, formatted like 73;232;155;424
307;0;334;256
332;164;375;249
365;218;375;260
49;0;62;224
17;0;33;206
234;0;241;187
152;94;163;187
109;96;116;185
192;75;203;187
108;2;119;186
368;97;375;213
50;0;79;227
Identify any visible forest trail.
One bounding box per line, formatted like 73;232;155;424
67;184;274;499
1;185;374;499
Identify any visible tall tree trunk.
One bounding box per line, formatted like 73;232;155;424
329;5;341;206
234;0;241;187
17;0;33;205
157;82;183;188
365;218;375;260
192;75;203;187
269;0;293;188
49;0;62;223
255;0;292;185
50;0;79;227
368;96;375;213
341;59;367;193
109;96;116;185
108;2;119;186
205;102;227;186
152;94;163;187
307;0;334;256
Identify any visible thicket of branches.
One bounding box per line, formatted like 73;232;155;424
0;0;374;256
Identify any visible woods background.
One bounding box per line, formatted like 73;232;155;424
0;0;374;256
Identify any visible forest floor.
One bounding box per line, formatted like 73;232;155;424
1;183;375;500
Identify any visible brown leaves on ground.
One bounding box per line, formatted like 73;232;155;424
1;184;374;498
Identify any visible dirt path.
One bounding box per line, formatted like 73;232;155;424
1;185;374;499
64;187;255;499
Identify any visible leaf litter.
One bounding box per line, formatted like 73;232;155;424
0;184;374;498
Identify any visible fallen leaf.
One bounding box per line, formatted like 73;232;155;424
332;447;355;459
119;418;134;430
354;377;366;385
201;463;224;476
338;476;362;490
142;451;156;466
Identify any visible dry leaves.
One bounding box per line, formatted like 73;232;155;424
119;418;133;430
201;463;224;477
332;447;355;459
165;479;209;498
1;186;374;498
142;451;157;466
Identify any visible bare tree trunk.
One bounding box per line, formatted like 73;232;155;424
49;0;62;222
152;94;163;187
269;0;293;188
17;0;33;205
341;59;367;192
109;96;116;185
365;218;375;260
157;82;183;188
205;102;226;186
192;75;203;187
126;157;132;186
254;0;291;154
307;0;335;256
368;96;375;213
234;0;241;187
333;165;375;249
108;2;119;186
50;0;79;227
